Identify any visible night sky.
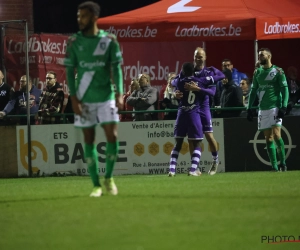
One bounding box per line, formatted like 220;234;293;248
33;0;159;34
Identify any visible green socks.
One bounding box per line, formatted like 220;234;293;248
105;141;119;179
266;141;278;170
84;144;100;187
275;138;286;166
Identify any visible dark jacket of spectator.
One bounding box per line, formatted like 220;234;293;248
126;86;158;121
37;82;64;124
3;85;41;125
219;81;243;117
217;69;243;118
0;82;14;111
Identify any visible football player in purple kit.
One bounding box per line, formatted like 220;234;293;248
174;47;224;175
168;62;210;177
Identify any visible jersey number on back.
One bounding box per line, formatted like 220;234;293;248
188;91;196;104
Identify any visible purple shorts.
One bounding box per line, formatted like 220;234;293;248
199;108;213;133
174;110;203;140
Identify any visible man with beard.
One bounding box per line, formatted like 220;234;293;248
0;75;41;125
37;71;65;124
247;48;289;172
175;47;224;175
168;62;204;177
64;1;123;197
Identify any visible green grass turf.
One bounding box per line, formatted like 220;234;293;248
1;172;300;250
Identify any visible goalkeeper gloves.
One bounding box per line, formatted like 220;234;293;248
277;107;287;119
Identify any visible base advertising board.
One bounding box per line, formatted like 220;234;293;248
16;119;224;176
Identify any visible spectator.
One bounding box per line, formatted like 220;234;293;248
0;75;41;125
0;70;14;125
240;78;252;107
126;73;158;121
0;70;14;111
37;71;64;124
215;69;243;118
240;78;258;117
159;72;176;100
222;59;248;86
289;88;300;116
286;66;300;114
120;78;139;122
160;72;178;120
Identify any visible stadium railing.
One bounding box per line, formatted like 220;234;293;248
1;105;299;125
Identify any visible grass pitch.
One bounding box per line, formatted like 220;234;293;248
1;172;300;250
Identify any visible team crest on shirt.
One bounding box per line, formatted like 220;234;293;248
264;68;277;80
100;42;106;50
93;37;111;56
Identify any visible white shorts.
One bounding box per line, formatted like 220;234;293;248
74;100;119;128
257;108;282;131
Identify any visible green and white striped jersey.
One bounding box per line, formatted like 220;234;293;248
64;30;123;102
252;65;288;110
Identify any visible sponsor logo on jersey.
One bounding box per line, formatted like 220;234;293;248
79;60;105;69
259;84;274;90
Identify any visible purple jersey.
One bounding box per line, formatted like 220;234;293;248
172;76;205;113
172;76;205;139
194;67;223;133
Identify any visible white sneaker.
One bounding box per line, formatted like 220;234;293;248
104;178;118;195
168;172;175;177
90;187;102;197
188;169;202;176
208;161;219;175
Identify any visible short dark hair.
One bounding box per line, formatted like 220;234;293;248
241;78;251;86
21;75;32;83
222;59;231;64
182;62;194;77
78;1;100;16
259;48;272;56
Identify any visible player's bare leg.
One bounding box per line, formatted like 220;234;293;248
205;132;219;175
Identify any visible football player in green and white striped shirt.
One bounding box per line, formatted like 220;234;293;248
64;1;123;197
247;48;289;172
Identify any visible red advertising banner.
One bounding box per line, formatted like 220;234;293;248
4;34;69;92
4;34;204;93
120;41;204;92
256;17;300;40
98;0;300;42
